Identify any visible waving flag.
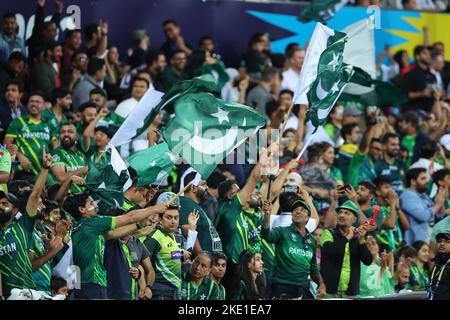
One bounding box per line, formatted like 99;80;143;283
85;145;132;213
298;0;350;24
162;92;266;178
294;22;354;132
128;142;178;187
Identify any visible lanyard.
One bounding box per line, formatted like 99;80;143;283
428;258;449;300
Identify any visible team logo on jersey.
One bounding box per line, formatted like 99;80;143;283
180;288;187;298
171;250;182;260
291;234;297;242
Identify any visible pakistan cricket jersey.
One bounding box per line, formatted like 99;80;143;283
0;211;38;296
375;158;407;194
30;230;52;293
215;195;249;264
72;216;116;287
262;223;318;288
6;115;57;175
179;273;221;300
41;108;68;138
244;209;275;272
144;226;182;291
180;196;222;253
50;146;87;192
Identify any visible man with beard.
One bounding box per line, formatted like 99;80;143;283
160;50;188;91
42;88;72;138
180;171;222;255
397;111;432;165
428;231;450;300
0;149;51;298
320;200;372;298
31;41;63;100
5;91;58;180
210;252;227;299
262;197;325;299
375;133;408;194
50;124;88;193
401;45;437;113
400;168;447;244
179;251;221;300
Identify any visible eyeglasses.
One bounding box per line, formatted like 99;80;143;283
436;238;450;244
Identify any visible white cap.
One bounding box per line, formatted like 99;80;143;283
440;133;450;152
179;167;202;195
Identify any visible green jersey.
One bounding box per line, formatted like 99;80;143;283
375;158;407;194
376;205;403;251
50;146;87;192
41;108;68;138
30;230;52;293
0;146;12;193
401;134;416;166
72;216;116;287
215;195;249;264
179;196;222;253
5;115;57;175
83;144;110;168
409;262;430;290
347;151;376;188
243;209;275;272
0;211;37;296
262;223;318;288
359;261;395;297
179;273;221;300
144;226;182;291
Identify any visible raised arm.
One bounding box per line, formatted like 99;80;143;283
114;204;167;229
238;148;268;204
26;147;52;217
83;108;110;150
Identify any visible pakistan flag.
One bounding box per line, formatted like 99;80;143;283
294;22;354;131
298;0;349;24
162;93;266;178
85;145;132;213
128;142;178;187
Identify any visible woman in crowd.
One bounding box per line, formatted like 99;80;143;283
409;241;431;291
232;248;267;300
359;236;395;297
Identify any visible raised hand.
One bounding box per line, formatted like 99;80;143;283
188;209;200;231
42;145;53;169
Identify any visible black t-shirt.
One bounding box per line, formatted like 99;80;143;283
401;65;437;112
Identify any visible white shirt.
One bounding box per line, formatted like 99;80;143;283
270;212;319;233
281;68;300;92
115;97;139;118
430;68;444;91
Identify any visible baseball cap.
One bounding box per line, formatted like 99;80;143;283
435;231;450;241
156;192;179;209
336;200;361;220
440;133;450;152
0;191;20;208
291;199;311;216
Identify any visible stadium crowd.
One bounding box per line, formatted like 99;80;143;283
0;0;449;300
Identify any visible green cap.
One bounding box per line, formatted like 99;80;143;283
336;200;360;220
291;199;311;216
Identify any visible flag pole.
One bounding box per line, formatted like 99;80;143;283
296;132;315;161
279;103;295;135
167;181;193;205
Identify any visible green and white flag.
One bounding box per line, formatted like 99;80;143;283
298;0;349;24
110;74;220;148
128;142;178;187
85;145;132;212
294;22;354;131
97;111;126;136
339;18;407;106
162;92;266;179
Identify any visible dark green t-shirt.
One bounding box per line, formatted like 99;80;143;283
30;230;53;293
179;273;221;300
179;196;222;253
0;211;38;296
375;158;407;194
41;108;68;138
50;146;87;192
215;195;249;264
261;223;318;288
72;216;116;287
